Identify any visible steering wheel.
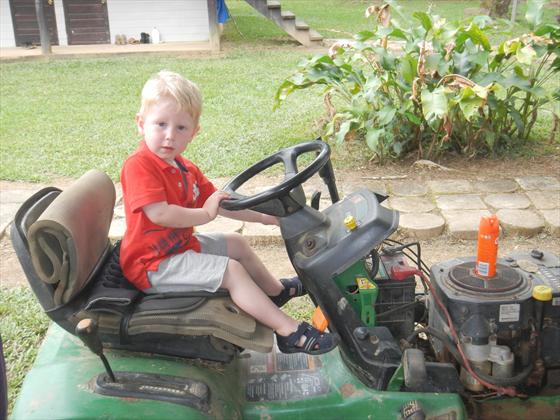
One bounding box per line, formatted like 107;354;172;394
220;140;330;216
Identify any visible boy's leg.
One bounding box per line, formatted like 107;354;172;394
221;258;298;337
224;233;284;296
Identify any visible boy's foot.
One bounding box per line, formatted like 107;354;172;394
270;277;307;307
276;322;338;355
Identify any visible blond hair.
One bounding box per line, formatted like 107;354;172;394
139;70;202;123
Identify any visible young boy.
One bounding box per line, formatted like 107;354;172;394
120;70;338;355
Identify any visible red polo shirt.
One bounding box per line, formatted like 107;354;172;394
120;141;216;290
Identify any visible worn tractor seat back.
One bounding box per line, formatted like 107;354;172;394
27;170;115;306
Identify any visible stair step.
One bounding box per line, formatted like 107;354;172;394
243;0;323;47
309;29;323;42
295;20;309;30
267;1;281;9
281;10;296;20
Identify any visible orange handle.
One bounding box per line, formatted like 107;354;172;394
312;307;328;332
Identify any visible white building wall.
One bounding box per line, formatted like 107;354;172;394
0;0;16;48
106;0;210;44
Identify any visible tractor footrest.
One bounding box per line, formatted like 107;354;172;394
93;371;210;411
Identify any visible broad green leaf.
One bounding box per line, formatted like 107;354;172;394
472;84;489;100
377;106;397;126
399;56;416;84
470;51;489;67
534;24;558;36
526;86;547;98
355;31;375;42
364;76;382;102
502;75;532;90
377;27;393;38
462;23;491;51
472;15;493;29
491;83;508;100
365;128;384;151
405;111;422;125
335;120;352;144
509;108;525;135
373;47;397;71
413;11;433;32
499;40;521;56
525;0;546;29
460;86;475;100
484;131;496;149
453;50;473;75
459;96;485;120
390;28;408;40
513;65;526;78
516;45;537;65
475;72;505;86
421;86;449;125
425;54;443;73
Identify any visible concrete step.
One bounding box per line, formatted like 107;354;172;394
267;0;280;10
281;10;295;20
243;0;322;47
309;29;323;42
295;20;309;31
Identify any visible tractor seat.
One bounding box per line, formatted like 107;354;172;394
10;170;273;363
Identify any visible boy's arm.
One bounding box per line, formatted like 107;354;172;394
218;208;279;226
144;191;230;228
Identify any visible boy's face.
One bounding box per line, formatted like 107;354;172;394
136;96;199;165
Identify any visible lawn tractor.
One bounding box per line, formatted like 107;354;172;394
9;140;560;419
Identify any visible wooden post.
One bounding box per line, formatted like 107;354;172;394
511;0;519;22
206;0;220;52
35;0;51;54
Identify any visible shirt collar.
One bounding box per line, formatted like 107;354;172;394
137;140;179;172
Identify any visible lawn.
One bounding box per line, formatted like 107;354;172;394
1;0;558;182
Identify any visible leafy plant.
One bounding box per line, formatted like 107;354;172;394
275;0;559;161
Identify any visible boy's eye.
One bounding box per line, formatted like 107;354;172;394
178;125;186;131
158;122;167;128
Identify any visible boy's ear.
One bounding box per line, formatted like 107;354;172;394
135;113;144;136
193;124;200;137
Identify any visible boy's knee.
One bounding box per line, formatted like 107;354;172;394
226;232;250;252
226;258;246;276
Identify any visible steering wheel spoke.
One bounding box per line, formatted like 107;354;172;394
220;140;330;216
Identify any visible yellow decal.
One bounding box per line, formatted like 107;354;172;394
356;277;375;289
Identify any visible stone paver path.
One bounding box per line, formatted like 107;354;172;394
2;176;560;242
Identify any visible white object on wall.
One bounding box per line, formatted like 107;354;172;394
151;27;160;44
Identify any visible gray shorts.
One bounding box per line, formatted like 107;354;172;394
145;233;229;294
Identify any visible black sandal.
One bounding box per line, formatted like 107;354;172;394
276;322;339;355
270;277;307;308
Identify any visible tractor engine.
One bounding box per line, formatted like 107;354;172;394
428;250;560;392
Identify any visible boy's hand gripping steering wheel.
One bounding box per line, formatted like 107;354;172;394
220;140;330;216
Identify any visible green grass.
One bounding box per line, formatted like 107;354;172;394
1;1;558;182
0;51;325;181
0;287;50;414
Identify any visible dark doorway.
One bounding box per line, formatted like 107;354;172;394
9;0;59;47
63;0;110;45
